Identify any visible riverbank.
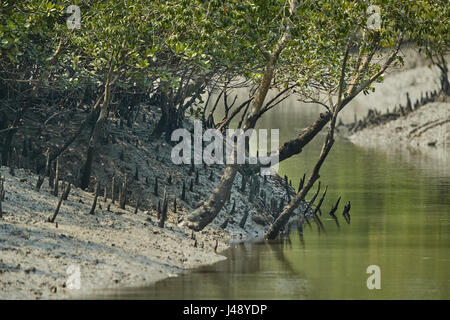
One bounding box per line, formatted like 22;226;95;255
0;104;300;299
0;166;228;299
0;165;290;300
340;50;450;159
348;100;450;151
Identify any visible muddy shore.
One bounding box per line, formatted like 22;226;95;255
342;54;450;160
348;100;450;151
0;107;301;299
0;166;293;299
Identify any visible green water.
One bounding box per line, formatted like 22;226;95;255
92;99;450;300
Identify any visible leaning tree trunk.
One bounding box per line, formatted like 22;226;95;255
278;112;331;162
184;165;238;231
184;96;332;231
438;62;449;96
79;75;114;190
79;106;108;190
151;90;169;138
265;109;338;239
183;61;276;230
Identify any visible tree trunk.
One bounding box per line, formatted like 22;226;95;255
36;99;101;174
265;130;336;239
266;40;351;239
238;111;331;177
152;103;168;138
165;103;183;138
265;175;318;239
439;63;449;96
80;78;113;190
79;107;108;190
152;85;184;139
1;110;21;167
183;165;238;231
183;62;275;231
0;111;8;165
1;128;15;166
278;113;331;162
1;98;33;166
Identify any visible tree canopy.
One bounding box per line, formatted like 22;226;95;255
1;0;448;232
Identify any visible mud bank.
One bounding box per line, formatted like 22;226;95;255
0;163;296;299
342;49;450;160
349;100;450;147
348;101;450;159
0;166;226;299
0;104;302;299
